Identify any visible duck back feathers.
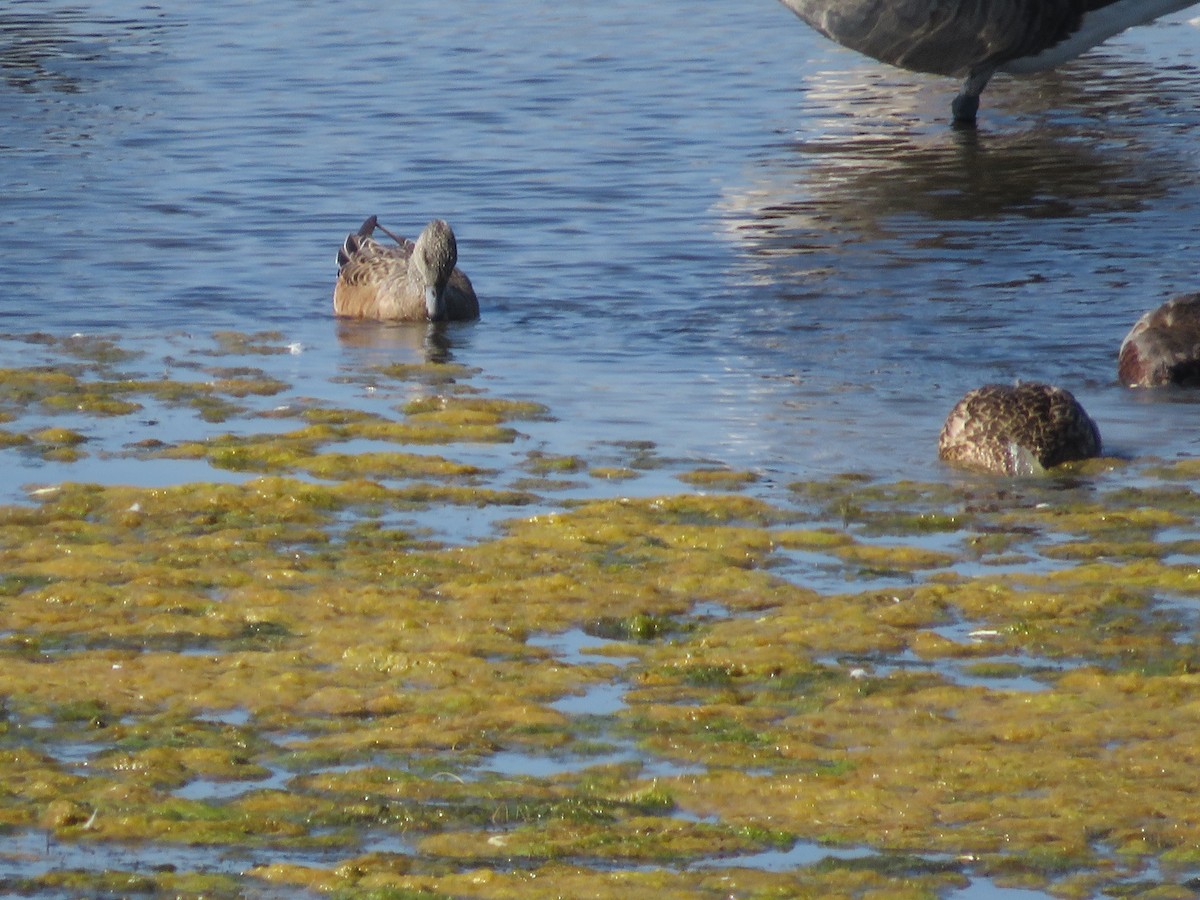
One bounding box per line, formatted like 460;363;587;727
938;382;1101;475
1118;294;1200;388
333;217;478;322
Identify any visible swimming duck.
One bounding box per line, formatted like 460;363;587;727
776;0;1199;124
333;216;479;322
938;382;1101;475
1118;293;1200;387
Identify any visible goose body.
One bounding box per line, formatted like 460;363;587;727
333;216;479;322
1118;293;1200;387
938;382;1101;475
777;0;1199;123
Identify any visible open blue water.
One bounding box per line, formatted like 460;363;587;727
3;0;1199;489
3;1;1200;895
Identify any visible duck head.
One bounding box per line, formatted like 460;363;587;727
412;219;458;321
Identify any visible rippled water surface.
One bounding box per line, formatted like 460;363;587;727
4;0;1199;486
3;1;1200;895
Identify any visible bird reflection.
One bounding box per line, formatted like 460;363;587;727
334;319;458;365
721;50;1195;265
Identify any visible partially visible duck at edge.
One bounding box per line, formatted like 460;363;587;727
1118;293;1200;388
333;216;479;322
938;382;1102;476
775;0;1200;125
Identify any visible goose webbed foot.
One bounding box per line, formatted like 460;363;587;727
951;92;980;126
951;67;994;127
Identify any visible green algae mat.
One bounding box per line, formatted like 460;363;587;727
2;332;1200;899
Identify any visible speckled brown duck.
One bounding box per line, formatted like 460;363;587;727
938;382;1101;476
333;216;479;322
1118;293;1200;388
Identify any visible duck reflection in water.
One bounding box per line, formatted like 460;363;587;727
775;0;1199;124
333;317;457;365
333;216;479;323
938;382;1101;476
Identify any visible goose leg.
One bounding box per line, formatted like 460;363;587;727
951;67;994;126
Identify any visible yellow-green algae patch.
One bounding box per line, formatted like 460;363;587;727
588;466;640;481
144;394;554;480
0;356;293;427
523;450;586;474
160;434;486;480
676;467;760;490
403;393;550;424
7;347;1200;897
25;426;90;461
0;367;143;418
6;469;1200;897
15;870;252;899
16;331;144;365
210;330;294;356
249;857;968;899
370;359;480;385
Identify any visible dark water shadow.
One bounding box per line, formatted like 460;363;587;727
0;5;176;95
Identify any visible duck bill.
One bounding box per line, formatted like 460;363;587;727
424;285;443;321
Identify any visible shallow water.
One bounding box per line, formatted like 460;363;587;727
4;1;1200;896
4;0;1199;489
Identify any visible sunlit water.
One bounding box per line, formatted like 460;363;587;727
4;0;1199;490
3;1;1200;894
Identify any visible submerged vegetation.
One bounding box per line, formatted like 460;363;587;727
1;331;1200;898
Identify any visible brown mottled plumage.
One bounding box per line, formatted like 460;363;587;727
938;382;1101;476
333;216;479;322
1118;293;1200;388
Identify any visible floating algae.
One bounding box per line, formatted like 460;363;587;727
3;334;1200;898
676;467;760;490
